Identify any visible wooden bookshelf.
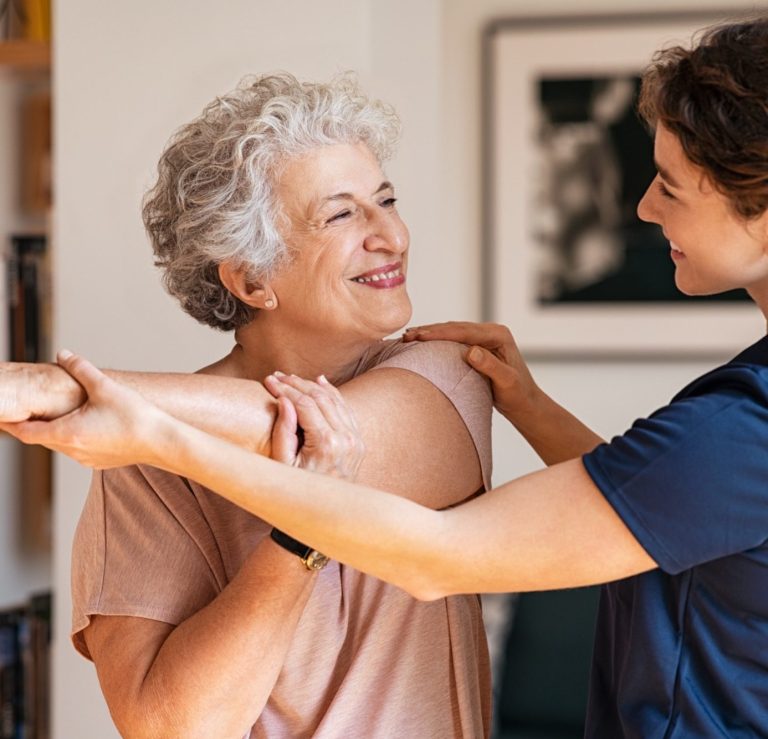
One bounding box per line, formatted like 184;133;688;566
0;40;50;71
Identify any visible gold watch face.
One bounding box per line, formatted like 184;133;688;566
304;550;330;571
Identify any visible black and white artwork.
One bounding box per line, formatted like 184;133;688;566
485;13;761;356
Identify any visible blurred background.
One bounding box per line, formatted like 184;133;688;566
0;0;757;737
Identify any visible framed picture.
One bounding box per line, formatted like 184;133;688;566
483;11;764;357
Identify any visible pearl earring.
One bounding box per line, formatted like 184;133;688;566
264;298;275;309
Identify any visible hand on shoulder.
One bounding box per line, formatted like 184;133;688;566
403;321;542;423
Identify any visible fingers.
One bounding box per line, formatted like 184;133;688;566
403;321;513;352
263;372;365;479
463;346;514;386
265;373;351;433
271;396;299;464
0;418;60;448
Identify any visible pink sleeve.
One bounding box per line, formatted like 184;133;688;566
71;466;226;660
368;340;493;490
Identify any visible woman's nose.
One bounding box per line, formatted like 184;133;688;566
363;211;408;253
637;179;659;224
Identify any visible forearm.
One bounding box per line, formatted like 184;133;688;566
150;419;652;602
0;362;277;455
109;540;316;739
507;387;604;465
106;370;277;455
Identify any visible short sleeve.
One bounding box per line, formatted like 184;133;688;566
367;340;493;489
71;466;225;659
583;368;768;574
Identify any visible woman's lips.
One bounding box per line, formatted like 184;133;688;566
350;262;405;288
670;241;685;261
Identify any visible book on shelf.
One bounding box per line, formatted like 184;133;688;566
0;592;50;739
7;234;48;363
0;0;51;43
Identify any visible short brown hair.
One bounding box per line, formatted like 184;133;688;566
639;16;768;218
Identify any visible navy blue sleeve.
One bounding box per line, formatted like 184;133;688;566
583;366;768;574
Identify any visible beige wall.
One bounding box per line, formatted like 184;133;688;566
52;0;758;736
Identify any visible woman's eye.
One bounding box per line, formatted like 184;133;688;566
380;197;398;208
326;209;352;224
656;180;675;199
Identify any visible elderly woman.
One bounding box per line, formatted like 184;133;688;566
2;74;493;738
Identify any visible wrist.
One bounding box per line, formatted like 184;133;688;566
31;362;86;420
141;407;183;469
498;381;546;425
269;528;329;571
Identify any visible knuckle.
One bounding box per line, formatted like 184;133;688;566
296;395;316;410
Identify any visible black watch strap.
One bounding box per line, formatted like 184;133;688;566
270;528;330;571
270;527;312;558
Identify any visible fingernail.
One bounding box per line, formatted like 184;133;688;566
58;349;73;361
273;370;285;377
318;374;329;384
468;346;483;363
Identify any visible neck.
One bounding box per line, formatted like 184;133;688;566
747;282;768;333
214;315;379;384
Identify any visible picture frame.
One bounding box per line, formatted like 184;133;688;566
482;11;764;358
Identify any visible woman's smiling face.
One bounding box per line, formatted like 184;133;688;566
266;142;412;343
637;124;768;300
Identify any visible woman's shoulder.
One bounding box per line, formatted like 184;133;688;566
355;337;474;381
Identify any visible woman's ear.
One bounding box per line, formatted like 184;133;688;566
218;262;278;310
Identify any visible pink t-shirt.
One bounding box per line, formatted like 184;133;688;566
71;339;493;738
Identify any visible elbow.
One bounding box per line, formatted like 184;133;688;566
111;698;206;739
409;586;448;602
400;572;452;602
116;716;220;739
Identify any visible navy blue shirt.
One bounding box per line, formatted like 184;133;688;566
582;335;768;738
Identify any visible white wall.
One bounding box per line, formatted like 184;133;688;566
52;0;760;736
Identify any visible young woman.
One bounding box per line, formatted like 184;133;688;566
4;15;768;738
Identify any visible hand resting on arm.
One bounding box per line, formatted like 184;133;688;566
405;321;604;464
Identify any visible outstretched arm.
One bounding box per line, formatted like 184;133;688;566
6;353;654;600
159;402;655;598
2;344;483;508
405;322;604;464
0;361;277;454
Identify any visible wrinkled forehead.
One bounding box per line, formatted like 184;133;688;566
274;142;388;213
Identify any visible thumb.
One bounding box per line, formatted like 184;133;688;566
465;346;515;388
56;350;107;396
271;396;299;464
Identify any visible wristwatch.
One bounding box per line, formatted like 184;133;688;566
270;528;330;571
